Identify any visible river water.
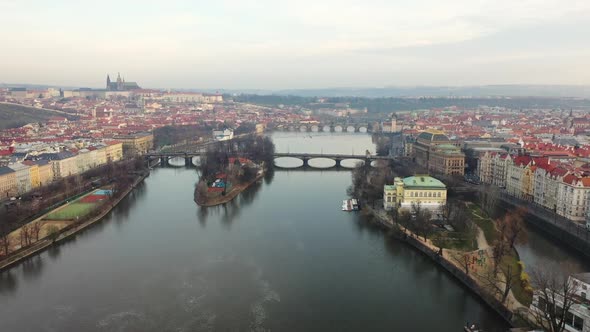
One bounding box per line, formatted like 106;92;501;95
0;132;585;332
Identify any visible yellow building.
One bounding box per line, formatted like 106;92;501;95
36;160;54;186
428;144;465;176
115;133;153;157
384;175;447;212
23;161;40;188
412;129;465;176
105;141;123;162
0;167;17;199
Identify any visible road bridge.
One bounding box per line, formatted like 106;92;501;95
275;123;371;133
147;151;395;169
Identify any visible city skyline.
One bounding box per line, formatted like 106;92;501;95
2;0;590;89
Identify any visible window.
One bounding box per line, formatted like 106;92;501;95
537;297;546;311
573;316;584;330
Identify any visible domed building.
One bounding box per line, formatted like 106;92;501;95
412;129;465;176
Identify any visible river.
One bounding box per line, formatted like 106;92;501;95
0;132;585;332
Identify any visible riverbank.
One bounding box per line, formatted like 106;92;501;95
197;172;264;207
0;172;149;272
363;205;526;328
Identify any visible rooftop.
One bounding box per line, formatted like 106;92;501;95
403;175;446;189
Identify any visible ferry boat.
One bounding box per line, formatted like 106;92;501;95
342;199;360;212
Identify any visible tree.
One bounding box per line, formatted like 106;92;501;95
410;202;433;241
20;224;32;247
479;184;501;218
501;207;528;249
529;266;582;332
47;225;60;243
0;231;10;257
31;222;42;241
479;261;521;304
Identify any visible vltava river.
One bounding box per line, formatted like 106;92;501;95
0;132;571;332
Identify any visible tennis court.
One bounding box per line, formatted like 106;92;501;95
43;188;111;220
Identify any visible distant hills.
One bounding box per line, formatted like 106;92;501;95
219;85;590;98
0;103;78;130
3;83;590;98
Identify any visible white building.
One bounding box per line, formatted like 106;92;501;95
213;129;234;141
530;273;590;332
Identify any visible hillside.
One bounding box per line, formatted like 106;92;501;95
0;103;78;130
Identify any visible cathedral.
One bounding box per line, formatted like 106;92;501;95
106;73;141;91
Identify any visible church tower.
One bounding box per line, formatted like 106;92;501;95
116;72;123;91
106;74;111;90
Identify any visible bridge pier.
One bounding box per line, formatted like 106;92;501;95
185;156;193;167
302;157;310;167
335;158;342;168
160;156;169;166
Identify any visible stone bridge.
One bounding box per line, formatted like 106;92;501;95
146;151;394;169
275;123;371;133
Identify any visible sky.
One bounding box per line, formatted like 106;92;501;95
1;0;590;89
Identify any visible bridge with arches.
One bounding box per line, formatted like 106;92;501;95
275;123;371;133
147;151;394;169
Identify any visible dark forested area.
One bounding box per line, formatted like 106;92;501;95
231;95;590;113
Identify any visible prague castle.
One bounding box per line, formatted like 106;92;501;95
106;73;140;91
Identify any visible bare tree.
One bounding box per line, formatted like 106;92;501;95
20;224;32;247
0;232;10;257
450;251;471;275
501;207;528;249
411;202;432;241
46;225;60;243
479;184;501;218
479;261;520;304
491;238;509;274
31;222;42;241
529;266;582;332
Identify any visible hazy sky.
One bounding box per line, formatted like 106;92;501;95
2;0;590;89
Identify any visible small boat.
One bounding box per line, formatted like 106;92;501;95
342;199;360;212
464;322;483;332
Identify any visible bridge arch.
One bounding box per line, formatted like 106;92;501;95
334;125;343;132
340;159;365;168
274;157;304;168
346;125;355;133
307;158;337;168
322;125;331;132
167;157;186;167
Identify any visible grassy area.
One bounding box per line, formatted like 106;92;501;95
468;203;498;244
0;102;77;129
44;202;97;220
502;250;533;307
432;231;478;251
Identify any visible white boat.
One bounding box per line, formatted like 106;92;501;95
342;199;360;212
342;200;350;211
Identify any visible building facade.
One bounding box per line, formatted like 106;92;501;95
384;175;447;212
115;133;153;157
0;167;17;198
411;129;465;176
8;162;32;194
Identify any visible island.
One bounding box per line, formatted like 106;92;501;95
194;135;274;207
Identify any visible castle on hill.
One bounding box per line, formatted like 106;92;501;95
106;73;140;91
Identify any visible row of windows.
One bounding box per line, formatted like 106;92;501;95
408;191;443;198
537;298;584;331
